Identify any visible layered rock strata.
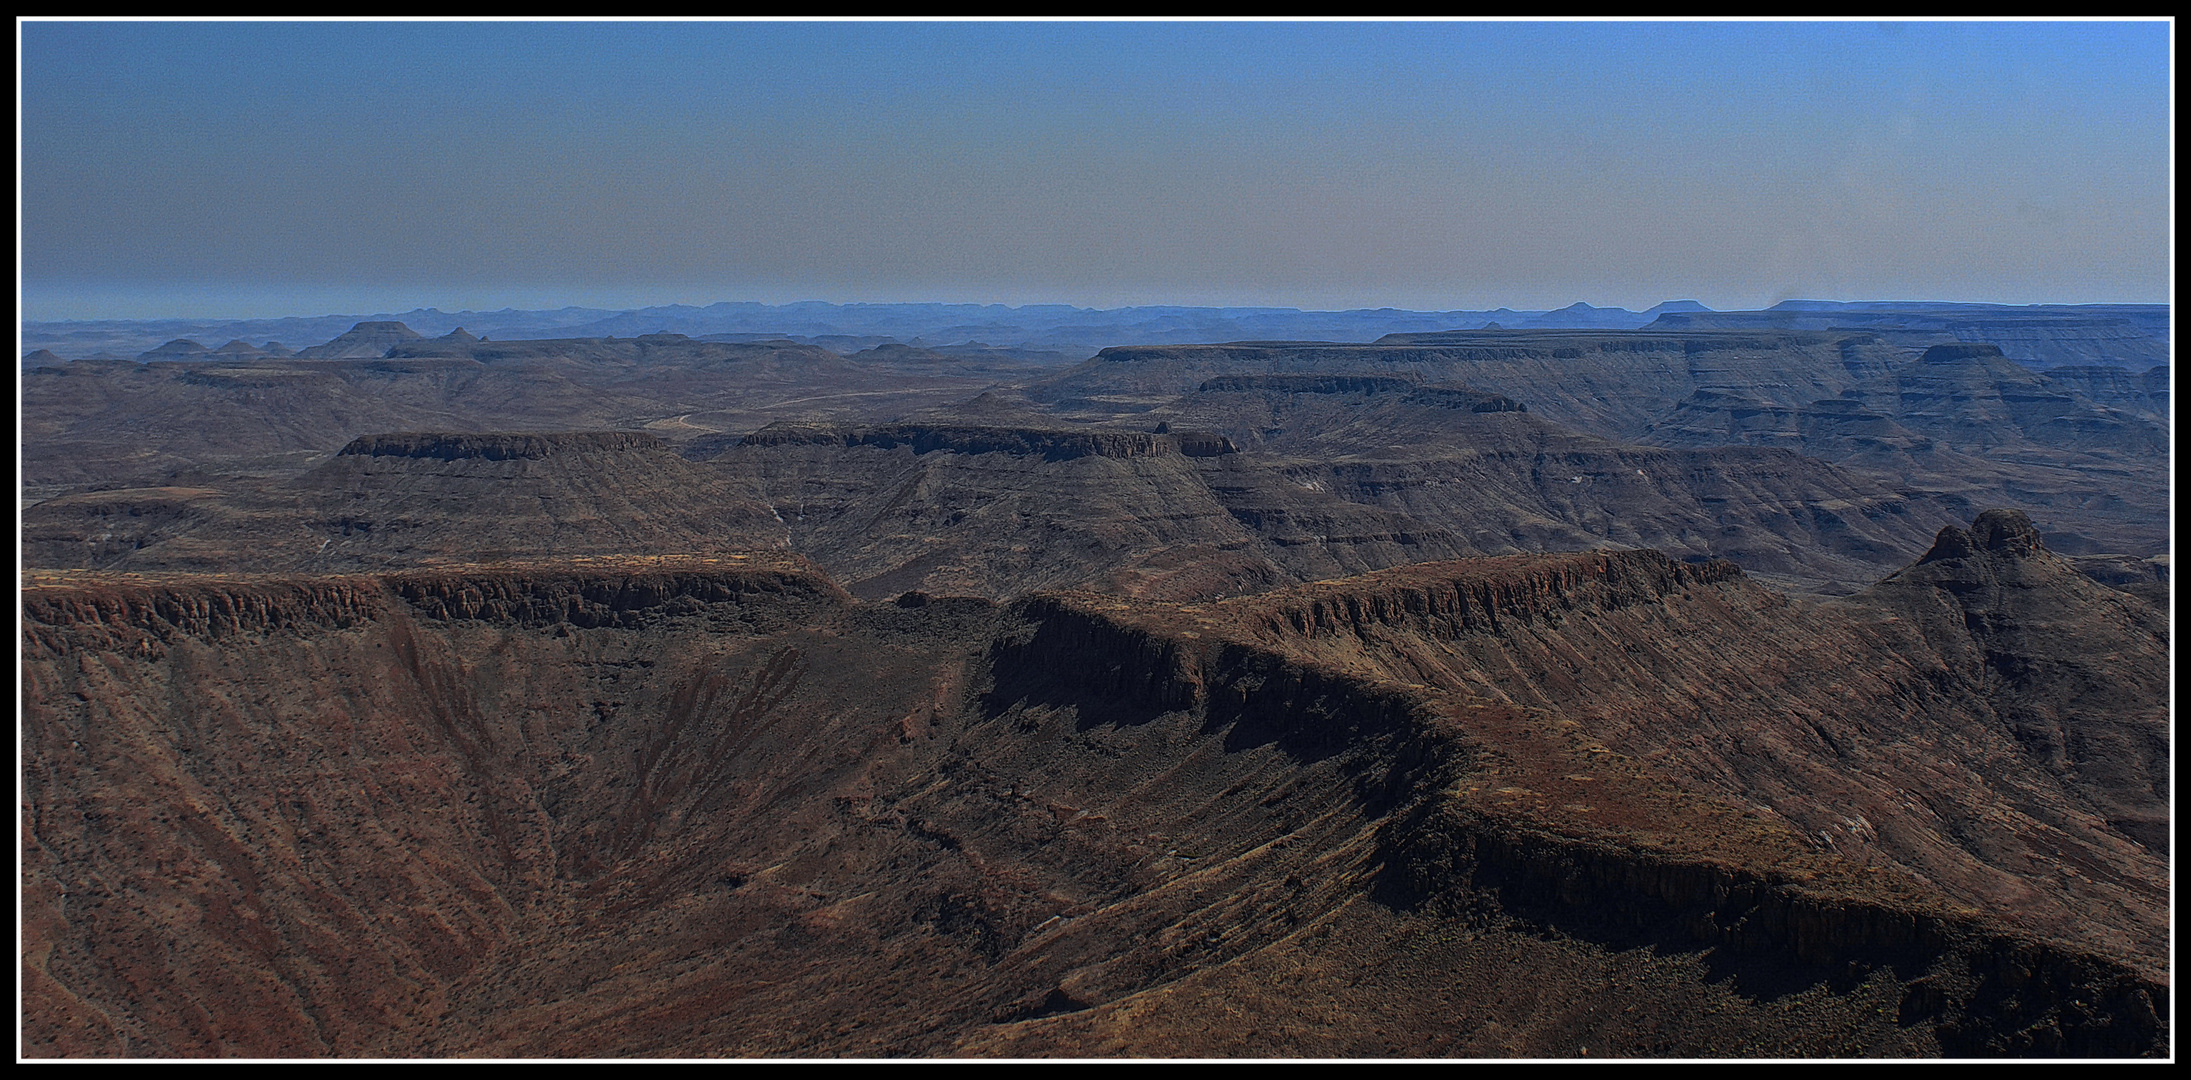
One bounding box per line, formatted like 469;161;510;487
22;525;2166;1057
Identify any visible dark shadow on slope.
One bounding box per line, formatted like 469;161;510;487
1368;800;2169;1057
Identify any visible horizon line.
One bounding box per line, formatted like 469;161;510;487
19;295;2171;327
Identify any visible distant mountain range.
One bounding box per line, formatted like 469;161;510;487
22;298;2167;370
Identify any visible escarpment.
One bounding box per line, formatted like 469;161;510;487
974;551;2170;1054
994;593;1447;780
1153;369;1961;592
23;519;2169;1057
1026;541;2169;973
21;573;389;654
1229;550;1741;642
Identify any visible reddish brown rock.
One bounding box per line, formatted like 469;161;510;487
20;523;2167;1057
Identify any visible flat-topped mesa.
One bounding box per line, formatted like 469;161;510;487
739;422;1237;460
337;431;666;461
1226;549;1744;643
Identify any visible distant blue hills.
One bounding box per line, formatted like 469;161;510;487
21;298;2168;371
26;299;1718;361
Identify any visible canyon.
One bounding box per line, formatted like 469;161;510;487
18;314;2171;1058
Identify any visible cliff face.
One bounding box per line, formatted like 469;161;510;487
1641;305;2170;371
1228;550;1741;643
1024;333;2162;573
22;532;2169;1057
2037;364;2169;423
22;573;389;653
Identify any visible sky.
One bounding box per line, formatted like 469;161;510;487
16;18;2174;321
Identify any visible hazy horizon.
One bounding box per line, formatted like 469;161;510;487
24;292;2174;331
20;20;2172;323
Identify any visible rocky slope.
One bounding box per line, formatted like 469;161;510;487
21;518;2169;1057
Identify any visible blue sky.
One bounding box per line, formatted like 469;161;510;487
17;19;2173;320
